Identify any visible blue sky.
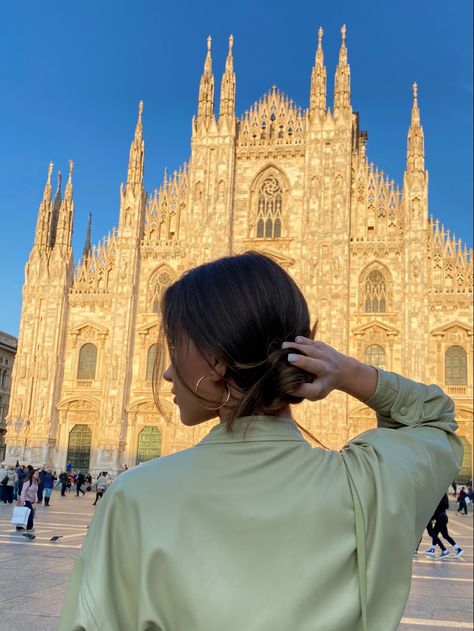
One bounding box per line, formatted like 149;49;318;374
0;0;472;336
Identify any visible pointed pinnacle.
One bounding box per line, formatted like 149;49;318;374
229;34;234;51
341;24;347;42
413;82;418;100
318;26;323;42
47;161;53;184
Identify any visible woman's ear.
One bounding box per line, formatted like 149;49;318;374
211;361;227;382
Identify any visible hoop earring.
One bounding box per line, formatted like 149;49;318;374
195;374;231;410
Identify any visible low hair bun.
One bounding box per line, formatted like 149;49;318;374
231;346;312;419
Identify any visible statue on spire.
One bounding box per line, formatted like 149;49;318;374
82;212;92;260
333;24;351;120
406;81;424;173
125;100;145;195
310;26;327;119
219;34;236;124
197;35;215;128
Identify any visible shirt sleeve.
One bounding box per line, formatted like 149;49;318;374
58;479;140;631
343;368;463;542
340;369;463;626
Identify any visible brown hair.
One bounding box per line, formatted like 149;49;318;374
154;252;325;446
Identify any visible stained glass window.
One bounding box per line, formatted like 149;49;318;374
77;344;97;380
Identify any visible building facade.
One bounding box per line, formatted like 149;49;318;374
0;331;18;462
4;28;473;479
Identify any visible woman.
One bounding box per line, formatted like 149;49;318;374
92;472;109;506
424;493;463;558
60;253;462;631
18;469;39;531
457;487;468;514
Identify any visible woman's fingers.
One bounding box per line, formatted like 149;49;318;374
287;353;325;377
290;381;326;401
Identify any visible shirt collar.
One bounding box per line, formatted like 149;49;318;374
198;415;307;445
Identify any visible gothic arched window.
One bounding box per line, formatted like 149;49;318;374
364;270;387;313
256;176;283;238
150;270;173;313
77;343;97;380
445;345;467;385
365;344;386;370
146;344;157;381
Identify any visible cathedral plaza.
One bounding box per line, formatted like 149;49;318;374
2;25;472;479
0;492;472;630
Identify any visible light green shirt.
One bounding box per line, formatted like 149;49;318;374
59;370;462;631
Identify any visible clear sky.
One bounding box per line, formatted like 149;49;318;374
0;0;472;336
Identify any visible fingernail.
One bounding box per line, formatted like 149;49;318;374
295;336;303;343
287;354;299;362
281;342;289;349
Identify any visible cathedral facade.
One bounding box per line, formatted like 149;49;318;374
4;28;473;479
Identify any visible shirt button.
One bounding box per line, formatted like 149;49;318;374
400;406;408;415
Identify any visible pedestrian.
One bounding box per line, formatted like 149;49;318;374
451;479;457;496
3;465;16;504
76;471;86;496
92;472;109;505
43;469;56;506
59;471;68;497
424;493;463;558
0;463;7;503
457;487;468;514
66;461;73;474
37;465;47;504
16;465;26;498
85;473;92;491
59;252;463;631
17;469;39;531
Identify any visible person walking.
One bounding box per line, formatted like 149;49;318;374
457;487;468;514
59;471;68;497
76;471;86;496
424;493;463;558
0;463;7;503
92;472;109;505
15;464;26;499
60;253;463;631
43;469;56;506
451;479;458;496
37;465;47;504
17;469;39;531
3;465;16;504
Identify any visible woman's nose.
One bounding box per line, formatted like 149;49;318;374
163;364;173;382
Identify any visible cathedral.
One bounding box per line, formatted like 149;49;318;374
4;27;473;480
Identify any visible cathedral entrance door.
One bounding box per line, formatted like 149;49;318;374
136;426;162;465
67;424;92;472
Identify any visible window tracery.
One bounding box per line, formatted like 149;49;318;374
364;344;386;370
149;269;173;313
256;176;283;239
364;270;387;313
445;345;467;385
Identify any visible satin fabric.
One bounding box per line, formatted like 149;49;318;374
59;369;462;631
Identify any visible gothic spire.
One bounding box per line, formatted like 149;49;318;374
48;170;63;247
34;162;54;248
333;24;351;120
54;160;74;248
219;35;236;123
197;36;215;127
309;26;327;119
126;100;145;195
405;82;425;173
82;212;92;260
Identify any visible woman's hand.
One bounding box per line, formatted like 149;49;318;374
282;336;378;403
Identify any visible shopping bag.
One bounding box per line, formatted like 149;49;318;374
11;506;31;528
